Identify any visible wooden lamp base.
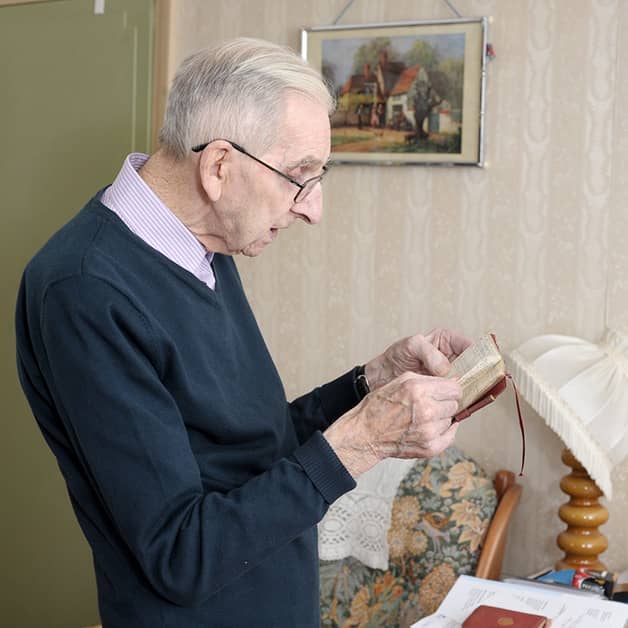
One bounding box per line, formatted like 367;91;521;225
555;448;608;571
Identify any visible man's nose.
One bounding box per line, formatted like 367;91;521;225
292;185;323;225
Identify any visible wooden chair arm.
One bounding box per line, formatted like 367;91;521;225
474;469;522;581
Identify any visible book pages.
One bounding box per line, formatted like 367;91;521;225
448;334;506;411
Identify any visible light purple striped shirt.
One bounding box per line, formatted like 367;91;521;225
101;153;215;290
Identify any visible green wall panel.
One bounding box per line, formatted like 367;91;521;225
0;1;154;625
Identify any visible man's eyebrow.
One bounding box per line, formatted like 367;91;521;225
285;155;325;170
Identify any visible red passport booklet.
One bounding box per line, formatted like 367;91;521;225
462;604;551;627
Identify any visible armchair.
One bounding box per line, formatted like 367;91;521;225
319;446;522;627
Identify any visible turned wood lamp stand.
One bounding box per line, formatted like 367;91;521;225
555;448;608;571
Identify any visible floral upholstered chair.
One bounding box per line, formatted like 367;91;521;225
319;446;521;628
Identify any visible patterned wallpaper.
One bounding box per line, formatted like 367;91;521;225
170;0;628;576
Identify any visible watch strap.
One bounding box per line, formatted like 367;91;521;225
353;364;370;400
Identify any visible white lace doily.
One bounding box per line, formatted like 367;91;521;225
318;458;415;570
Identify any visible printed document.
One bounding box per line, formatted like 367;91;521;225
410;575;628;628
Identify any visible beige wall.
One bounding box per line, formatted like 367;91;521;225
169;0;628;576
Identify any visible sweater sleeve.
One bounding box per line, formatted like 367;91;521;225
35;275;355;607
288;370;361;443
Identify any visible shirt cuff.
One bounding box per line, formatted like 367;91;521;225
294;431;356;504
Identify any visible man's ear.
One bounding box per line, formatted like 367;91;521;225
198;141;232;202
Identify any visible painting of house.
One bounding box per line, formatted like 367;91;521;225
304;19;486;164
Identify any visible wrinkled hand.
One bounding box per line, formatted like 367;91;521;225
365;327;472;391
324;371;462;478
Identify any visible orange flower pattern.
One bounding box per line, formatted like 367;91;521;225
440;461;491;497
418;563;457;615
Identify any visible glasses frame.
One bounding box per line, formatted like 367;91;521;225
192;139;328;203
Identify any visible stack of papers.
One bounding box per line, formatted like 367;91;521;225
411;575;628;628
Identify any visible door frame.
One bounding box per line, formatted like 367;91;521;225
0;0;171;150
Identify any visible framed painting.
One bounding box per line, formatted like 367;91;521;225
301;18;487;166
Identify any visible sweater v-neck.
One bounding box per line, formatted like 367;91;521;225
88;196;226;303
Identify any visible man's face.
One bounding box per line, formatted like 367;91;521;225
221;92;331;257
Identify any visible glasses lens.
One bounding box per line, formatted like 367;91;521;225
294;171;327;203
294;179;314;203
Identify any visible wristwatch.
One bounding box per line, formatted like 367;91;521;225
353;364;371;400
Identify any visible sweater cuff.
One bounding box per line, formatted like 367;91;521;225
318;369;361;422
294;431;356;504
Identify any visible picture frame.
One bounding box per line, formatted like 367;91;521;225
301;18;487;166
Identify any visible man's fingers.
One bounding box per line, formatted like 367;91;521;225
436;399;462;418
399;420;459;459
425;328;473;360
428;386;462;403
395;371;462;401
407;334;452;376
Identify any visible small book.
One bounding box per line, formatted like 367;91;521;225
462;604;550;627
448;333;507;422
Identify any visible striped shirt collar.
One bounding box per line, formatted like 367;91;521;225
100;153;215;289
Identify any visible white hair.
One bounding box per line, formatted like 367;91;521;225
159;37;335;160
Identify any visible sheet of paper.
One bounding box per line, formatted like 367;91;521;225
435;575;565;622
551;595;628;627
411;576;628;628
410;613;460;628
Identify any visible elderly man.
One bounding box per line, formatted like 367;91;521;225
16;38;468;627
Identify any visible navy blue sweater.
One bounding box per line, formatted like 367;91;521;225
16;195;357;628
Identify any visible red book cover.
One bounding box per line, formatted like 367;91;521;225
462;604;551;627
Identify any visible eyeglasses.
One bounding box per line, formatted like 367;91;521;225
191;139;328;204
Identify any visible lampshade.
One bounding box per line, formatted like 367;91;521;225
506;328;628;499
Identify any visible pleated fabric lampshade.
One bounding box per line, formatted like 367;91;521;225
507;328;628;500
507;327;628;569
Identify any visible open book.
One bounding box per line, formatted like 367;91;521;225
448;333;507;422
447;334;526;473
